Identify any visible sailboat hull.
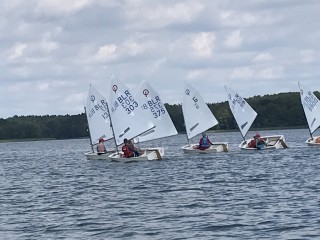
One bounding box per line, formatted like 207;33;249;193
240;135;288;150
143;147;165;158
85;150;115;160
306;136;320;146
181;143;228;153
108;147;164;162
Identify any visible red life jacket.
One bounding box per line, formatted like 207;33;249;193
122;145;134;158
248;139;256;148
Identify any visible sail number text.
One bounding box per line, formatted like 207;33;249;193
304;91;319;112
192;96;199;109
111;90;138;114
142;96;165;118
89;97;109;120
232;94;246;108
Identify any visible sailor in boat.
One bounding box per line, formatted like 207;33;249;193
196;133;213;150
97;138;107;155
248;133;266;149
122;138;140;158
128;139;144;155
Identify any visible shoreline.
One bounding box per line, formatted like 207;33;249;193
0;126;308;143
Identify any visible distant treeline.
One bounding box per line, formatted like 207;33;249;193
0;92;318;140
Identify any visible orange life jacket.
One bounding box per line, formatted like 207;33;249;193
122;145;134;158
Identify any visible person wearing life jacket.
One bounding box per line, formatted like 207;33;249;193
248;133;265;149
127;139;141;156
256;134;266;149
122;138;139;158
97;138;107;155
198;133;213;150
248;138;256;148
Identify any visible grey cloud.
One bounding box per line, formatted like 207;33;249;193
1;0;320;118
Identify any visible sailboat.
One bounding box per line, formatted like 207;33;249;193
298;82;320;146
84;84;115;160
225;85;288;150
107;77;162;162
134;81;178;157
181;82;228;153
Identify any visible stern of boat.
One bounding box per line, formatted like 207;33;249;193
145;147;164;158
306;136;320;146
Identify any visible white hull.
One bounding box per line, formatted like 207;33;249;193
85;150;115;160
143;147;165;158
109;147;164;162
181;142;228;153
306;136;320;146
240;135;288;150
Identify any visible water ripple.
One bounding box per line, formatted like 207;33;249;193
0;130;320;239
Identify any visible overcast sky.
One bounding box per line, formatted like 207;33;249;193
1;0;319;118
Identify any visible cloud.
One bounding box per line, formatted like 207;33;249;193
191;32;215;57
257;67;283;79
39;39;59;54
219;10;256;27
230;67;254;79
186;69;205;79
230;65;283;80
92;44;118;62
224;30;242;48
124;0;204;29
89;38;157;64
1;0;320;118
35;0;94;15
253;52;274;62
8;43;27;60
36;82;49;91
300;50;314;64
64;92;85;104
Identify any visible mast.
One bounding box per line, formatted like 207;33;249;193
105;101;119;154
84;106;94;153
309;128;313;139
186;133;190;145
240;131;246;141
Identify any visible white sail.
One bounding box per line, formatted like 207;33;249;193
135;81;178;142
225;86;257;138
109;77;155;146
298;82;320;134
182;82;218;139
85;84;113;145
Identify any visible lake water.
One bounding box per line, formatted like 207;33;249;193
0;129;319;239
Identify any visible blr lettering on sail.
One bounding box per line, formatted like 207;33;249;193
88;95;109;120
111;88;139;114
303;90;319;112
231;94;246;108
141;89;166;119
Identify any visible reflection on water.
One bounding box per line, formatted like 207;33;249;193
0;128;319;239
